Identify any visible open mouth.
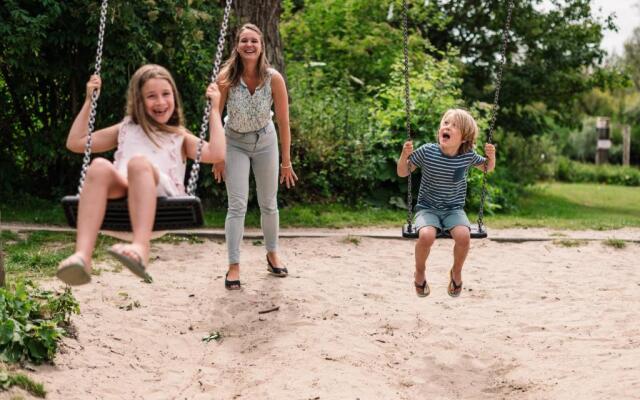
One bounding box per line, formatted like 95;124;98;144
442;132;451;140
152;109;169;119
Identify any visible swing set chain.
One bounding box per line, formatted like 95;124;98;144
477;0;514;231
187;0;233;196
78;0;109;195
402;0;413;227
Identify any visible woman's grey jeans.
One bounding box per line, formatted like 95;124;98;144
224;121;279;265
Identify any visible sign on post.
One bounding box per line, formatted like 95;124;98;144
596;117;610;165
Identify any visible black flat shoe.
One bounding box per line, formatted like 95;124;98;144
224;272;241;290
266;255;288;277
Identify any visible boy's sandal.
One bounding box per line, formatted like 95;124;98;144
415;280;430;297
447;268;463;297
266;255;288;277
225;272;241;290
56;254;91;286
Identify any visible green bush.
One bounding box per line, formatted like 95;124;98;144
0;281;79;364
555;157;640;186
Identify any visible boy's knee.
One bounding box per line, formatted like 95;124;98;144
452;229;471;247
417;228;436;247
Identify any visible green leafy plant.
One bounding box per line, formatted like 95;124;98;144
0;280;79;364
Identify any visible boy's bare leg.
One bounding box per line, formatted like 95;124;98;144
415;226;437;283
449;225;471;284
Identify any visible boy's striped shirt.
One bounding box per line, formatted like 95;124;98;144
408;143;485;211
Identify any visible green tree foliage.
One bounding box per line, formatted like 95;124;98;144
416;0;618;135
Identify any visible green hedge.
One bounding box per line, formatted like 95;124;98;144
556;157;640;186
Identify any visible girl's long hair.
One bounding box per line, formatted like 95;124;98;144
217;23;271;88
126;64;185;144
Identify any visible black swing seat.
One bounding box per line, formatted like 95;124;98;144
402;223;488;239
62;195;204;231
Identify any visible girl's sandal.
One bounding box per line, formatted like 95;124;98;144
56;254;91;286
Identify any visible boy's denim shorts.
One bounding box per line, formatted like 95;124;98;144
414;208;471;233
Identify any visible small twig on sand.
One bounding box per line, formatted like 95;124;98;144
258;306;280;314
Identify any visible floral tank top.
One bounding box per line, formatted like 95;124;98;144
225;68;275;133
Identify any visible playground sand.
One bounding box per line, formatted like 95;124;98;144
24;229;640;399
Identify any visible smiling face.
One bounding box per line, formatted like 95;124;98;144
141;78;175;125
237;28;262;63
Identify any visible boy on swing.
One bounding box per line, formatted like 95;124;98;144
397;109;496;297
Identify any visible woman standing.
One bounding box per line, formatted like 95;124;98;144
210;23;297;290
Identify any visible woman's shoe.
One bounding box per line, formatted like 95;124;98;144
266;255;288;277
224;272;241;290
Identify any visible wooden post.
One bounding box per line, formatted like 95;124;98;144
595;117;611;165
622;125;631;166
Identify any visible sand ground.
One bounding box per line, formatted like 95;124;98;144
3;228;639;399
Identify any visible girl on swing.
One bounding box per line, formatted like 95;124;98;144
56;64;226;285
210;23;297;290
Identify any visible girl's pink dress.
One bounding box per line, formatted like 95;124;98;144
113;117;186;197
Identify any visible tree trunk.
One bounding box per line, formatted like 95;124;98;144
230;0;286;78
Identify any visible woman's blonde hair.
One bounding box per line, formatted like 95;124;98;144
125;64;184;144
440;109;479;154
217;23;271;88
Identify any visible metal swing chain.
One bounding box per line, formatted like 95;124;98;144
477;0;514;231
77;0;109;195
402;0;413;228
186;0;233;196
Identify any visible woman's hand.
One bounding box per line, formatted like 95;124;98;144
212;161;225;183
206;82;221;108
279;162;298;189
86;75;101;101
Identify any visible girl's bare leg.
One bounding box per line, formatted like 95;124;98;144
60;158;127;272
115;155;159;265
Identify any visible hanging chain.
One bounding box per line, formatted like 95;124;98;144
77;0;109;195
477;0;514;231
402;0;413;227
186;0;233;196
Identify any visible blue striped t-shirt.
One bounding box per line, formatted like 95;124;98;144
408;143;486;211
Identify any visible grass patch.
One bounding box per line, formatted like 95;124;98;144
552;239;587;247
152;234;204;245
2;230;117;283
3;182;640;230
0;370;46;398
340;235;361;245
603;239;627;249
489;182;640;229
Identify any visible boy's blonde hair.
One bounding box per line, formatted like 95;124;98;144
126;64;185;143
217;23;271;89
440;109;478;155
